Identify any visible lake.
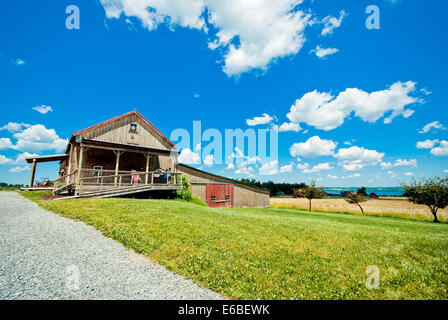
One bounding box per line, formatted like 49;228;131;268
323;187;405;197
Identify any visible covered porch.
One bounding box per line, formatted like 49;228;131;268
24;154;68;190
26;139;182;198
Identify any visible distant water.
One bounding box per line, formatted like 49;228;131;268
323;187;405;197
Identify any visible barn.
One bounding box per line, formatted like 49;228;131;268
24;111;270;208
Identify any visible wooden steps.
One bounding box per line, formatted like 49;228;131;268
53;183;75;195
55;184;182;200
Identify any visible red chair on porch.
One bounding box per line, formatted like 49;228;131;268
131;170;142;185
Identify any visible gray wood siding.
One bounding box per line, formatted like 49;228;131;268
77;114;172;150
177;164;269;208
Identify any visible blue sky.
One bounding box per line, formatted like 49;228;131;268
0;0;447;187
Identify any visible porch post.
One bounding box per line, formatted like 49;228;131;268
66;143;73;184
76;146;85;185
29;159;37;187
114;151;122;186
145;154;151;185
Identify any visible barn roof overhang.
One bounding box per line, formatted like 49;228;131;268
25;154;68;164
178;163;270;194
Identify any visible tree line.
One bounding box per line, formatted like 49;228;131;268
0;182;25;190
234;178;307;197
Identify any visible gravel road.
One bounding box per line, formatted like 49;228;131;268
0;192;223;300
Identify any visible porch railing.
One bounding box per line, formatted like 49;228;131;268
77;169;131;180
52;170;78;192
78;170;182;194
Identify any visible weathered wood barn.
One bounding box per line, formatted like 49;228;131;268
25;111;270;208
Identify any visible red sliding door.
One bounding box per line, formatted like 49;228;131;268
206;184;234;208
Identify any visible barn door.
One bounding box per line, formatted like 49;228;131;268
206;184;234;208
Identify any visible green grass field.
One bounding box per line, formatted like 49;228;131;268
22;191;448;300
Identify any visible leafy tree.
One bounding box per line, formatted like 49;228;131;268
402;177;448;223
357;187;368;196
345;192;367;215
295;182;326;211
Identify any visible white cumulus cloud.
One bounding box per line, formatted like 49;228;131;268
381;158;417;168
287;81;421;131
416;139;438;149
0;122;28;133
235;165;254;176
278;122;301;132
388;171;398;178
178;148;201;164
418;121;445;134
393;159;417;167
296;162;309;170
334;146;384;171
303;162;333;173
9;166;31;173
203;154;214;167
280;164;293;173
416;140;448;156
12;124;67;153
33;105;53;114
14;152;40;164
310;45;338;59
99;0;322;76
1;123;66;153
289;136;336;158
14;58;25;66
0;155;12;165
246;113;274;126
430;140;448;156
0;138;13;150
321;10;347;36
259;160;278;175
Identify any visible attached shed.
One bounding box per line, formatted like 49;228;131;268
177;164;270;208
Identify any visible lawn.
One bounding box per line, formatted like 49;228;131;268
22;191;448;300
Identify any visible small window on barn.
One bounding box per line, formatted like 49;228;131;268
211;195;216;202
93;166;102;177
130;123;138;133
225;195;230;201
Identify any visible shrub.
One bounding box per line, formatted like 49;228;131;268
56;182;66;189
176;176;207;206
